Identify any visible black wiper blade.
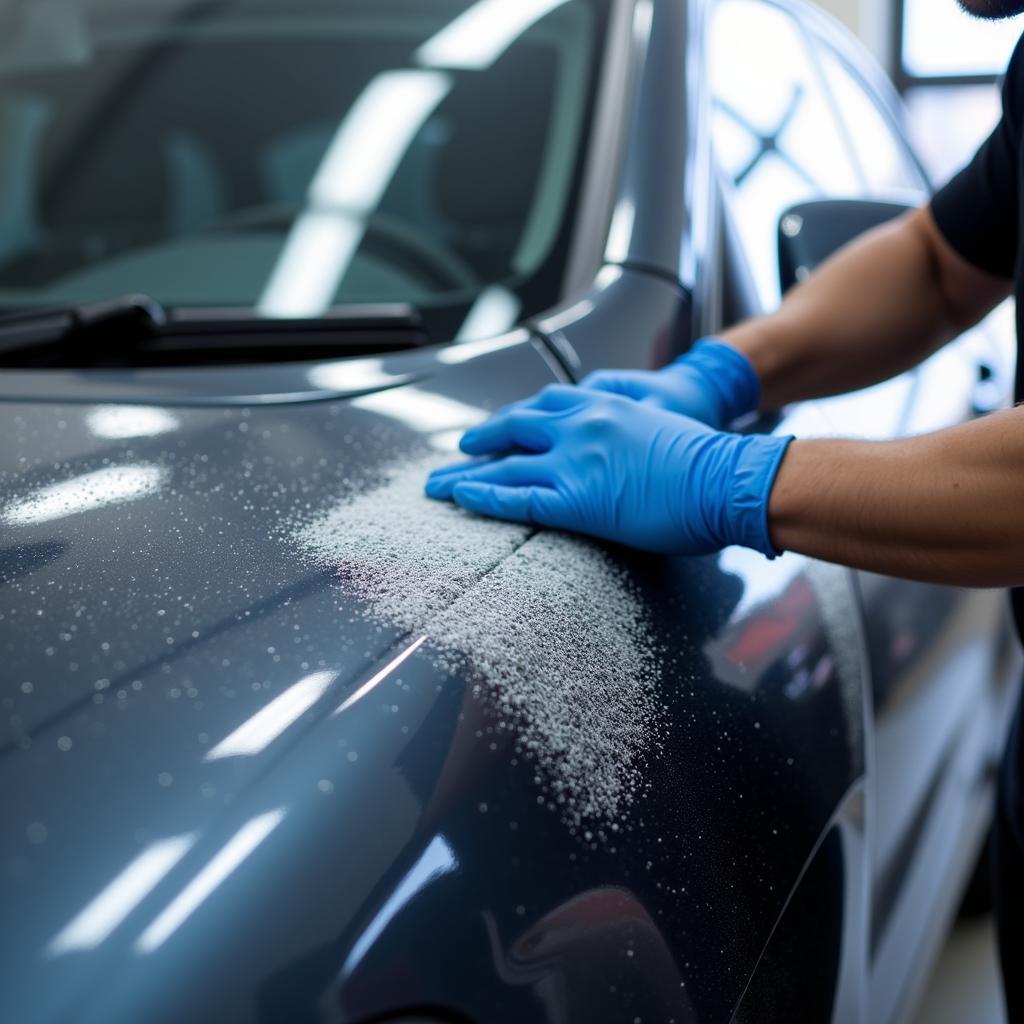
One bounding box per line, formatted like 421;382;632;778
0;295;429;367
0;294;167;356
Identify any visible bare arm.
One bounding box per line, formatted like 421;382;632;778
769;407;1024;587
720;206;1012;410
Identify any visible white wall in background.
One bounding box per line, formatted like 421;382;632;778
905;85;1001;182
813;0;860;36
903;0;1020;76
812;0;1023;82
814;0;890;65
807;0;1014;181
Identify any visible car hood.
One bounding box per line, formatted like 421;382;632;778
0;357;493;748
3;336;659;1023
0;333;859;1024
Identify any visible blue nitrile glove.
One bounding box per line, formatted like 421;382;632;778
580;338;760;429
424;385;793;557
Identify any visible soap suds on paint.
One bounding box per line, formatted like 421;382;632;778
294;460;530;630
293;458;662;834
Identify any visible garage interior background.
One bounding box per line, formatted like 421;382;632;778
817;0;1015;178
808;2;1016;1021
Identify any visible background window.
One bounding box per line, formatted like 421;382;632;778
709;0;860;306
708;0;924;308
895;0;1012;183
901;0;1019;80
818;47;925;193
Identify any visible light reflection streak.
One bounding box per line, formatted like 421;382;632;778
537;264;621;331
718;547;805;620
305;358;409;394
2;464;167;526
343;834;457;975
87;406;180;439
633;0;654;45
593;263;624;289
455;285;521;341
257;212;364;319
135;809;287;954
47;834;197;955
417;0;571;70
429;428;466;454
306;71;451;212
258;70;451;318
434;333;524;364
604;197;636;263
349;387;484;434
333;635;428;717
205;671;339;761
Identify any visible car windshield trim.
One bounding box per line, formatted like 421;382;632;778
0;294;429;367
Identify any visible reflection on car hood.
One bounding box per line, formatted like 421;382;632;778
0;396;445;747
1;337;614;1024
0;333;857;1024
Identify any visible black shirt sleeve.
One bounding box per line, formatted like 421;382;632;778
930;33;1024;280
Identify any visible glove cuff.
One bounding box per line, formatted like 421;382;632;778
674;338;761;426
724;434;795;558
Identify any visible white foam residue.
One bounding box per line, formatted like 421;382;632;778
292;458;662;835
295;460;530;629
431;531;662;829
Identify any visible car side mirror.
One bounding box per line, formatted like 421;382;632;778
777;199;916;295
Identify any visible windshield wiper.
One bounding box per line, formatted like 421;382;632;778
0;294;429;367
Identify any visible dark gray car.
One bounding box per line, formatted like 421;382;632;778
0;1;1018;1022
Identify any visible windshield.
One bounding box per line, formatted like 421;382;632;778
0;0;606;343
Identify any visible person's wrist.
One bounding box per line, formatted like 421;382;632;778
671;338;762;426
667;427;793;557
721;433;795;557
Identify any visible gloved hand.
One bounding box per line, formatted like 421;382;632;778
580;337;760;429
425;385;793;557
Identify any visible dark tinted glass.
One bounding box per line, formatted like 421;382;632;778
0;0;607;342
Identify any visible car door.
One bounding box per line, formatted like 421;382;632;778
708;1;1019;1019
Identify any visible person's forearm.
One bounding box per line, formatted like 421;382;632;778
719;207;1010;411
768;406;1024;587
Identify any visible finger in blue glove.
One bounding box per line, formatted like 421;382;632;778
424;385;792;557
579;337;761;429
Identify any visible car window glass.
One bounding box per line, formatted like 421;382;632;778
708;0;861;308
817;48;927;195
0;0;608;345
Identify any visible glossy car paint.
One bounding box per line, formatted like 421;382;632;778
0;2;1017;1024
0;334;864;1024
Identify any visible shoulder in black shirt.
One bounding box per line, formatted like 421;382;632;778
931;32;1024;281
